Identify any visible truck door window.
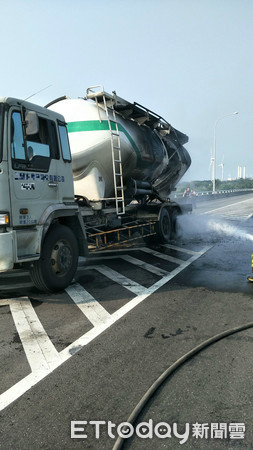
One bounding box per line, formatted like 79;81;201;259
11;111;60;172
58;124;71;161
26;118;50;158
0;104;4;162
11;112;25;160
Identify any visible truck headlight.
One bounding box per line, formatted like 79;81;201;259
0;213;9;225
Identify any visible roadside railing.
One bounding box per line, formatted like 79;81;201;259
171;188;253;203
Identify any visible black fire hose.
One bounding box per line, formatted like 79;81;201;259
112;321;253;450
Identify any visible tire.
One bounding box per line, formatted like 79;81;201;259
30;224;79;292
171;209;182;240
156;208;171;243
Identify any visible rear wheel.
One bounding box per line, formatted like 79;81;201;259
171;209;182;239
156;208;171;243
30;224;79;292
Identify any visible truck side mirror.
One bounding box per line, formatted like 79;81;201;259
27;146;34;161
25;111;39;136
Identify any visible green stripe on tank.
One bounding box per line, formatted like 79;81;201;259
67;120;141;160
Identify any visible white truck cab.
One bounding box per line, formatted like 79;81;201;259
0;98;87;291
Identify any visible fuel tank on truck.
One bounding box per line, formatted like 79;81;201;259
47;88;191;206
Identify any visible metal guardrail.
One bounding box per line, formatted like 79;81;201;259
171;188;253;202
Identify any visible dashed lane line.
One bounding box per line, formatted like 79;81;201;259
0;245;212;412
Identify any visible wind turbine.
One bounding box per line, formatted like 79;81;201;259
209;147;214;173
218;155;224;181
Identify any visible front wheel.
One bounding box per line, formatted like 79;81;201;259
30;224;79;292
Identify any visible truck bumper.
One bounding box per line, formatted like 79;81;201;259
0;231;14;271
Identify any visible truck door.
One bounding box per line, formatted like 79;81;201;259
9;108;62;228
56;121;74;203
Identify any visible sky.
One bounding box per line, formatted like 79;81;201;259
1;0;253;181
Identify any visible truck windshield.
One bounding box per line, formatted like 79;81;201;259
0;104;3;162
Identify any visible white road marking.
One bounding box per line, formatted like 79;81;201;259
244;213;253;221
121;254;169;277
201;196;253;215
0;282;33;291
94;265;147;296
162;244;198;255
87;246;144;256
140;247;185;264
60;245;212;360
0;300;13;307
66;283;111;326
0;271;30;278
0;244;212;412
0;372;49;412
111;246;212;322
10;299;61;372
78;254;168;277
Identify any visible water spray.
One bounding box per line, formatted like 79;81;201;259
247;254;253;283
206;220;253;283
178;214;253;283
178;214;253;243
206;219;253;243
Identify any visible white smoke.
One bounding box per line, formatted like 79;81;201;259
177;214;253;243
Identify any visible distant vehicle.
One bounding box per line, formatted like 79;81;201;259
0;86;191;292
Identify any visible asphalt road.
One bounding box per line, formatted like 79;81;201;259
1;193;253;449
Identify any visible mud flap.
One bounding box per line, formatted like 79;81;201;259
0;231;14;271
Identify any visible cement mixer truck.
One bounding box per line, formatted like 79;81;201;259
0;86;191;292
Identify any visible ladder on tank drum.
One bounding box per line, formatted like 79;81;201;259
86;86;125;215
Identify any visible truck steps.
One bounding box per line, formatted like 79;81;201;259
86;221;157;252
